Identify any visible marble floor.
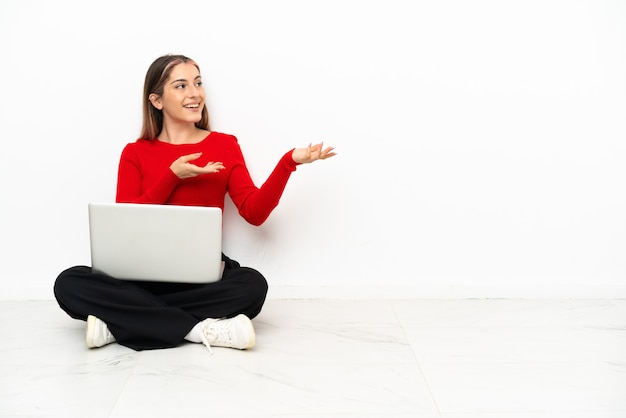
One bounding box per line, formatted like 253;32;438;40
1;298;625;417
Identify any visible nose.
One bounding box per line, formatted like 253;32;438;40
188;83;202;97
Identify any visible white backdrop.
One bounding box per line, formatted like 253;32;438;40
1;0;625;300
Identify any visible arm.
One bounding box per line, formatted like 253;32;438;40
228;148;299;226
228;141;336;226
115;143;180;204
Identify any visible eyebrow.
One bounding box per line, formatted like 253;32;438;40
170;75;202;85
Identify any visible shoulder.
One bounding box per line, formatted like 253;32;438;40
207;131;242;152
120;138;155;157
124;138;154;149
209;131;238;144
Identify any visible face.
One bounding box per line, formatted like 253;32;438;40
150;62;205;125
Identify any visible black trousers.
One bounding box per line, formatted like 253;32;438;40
53;254;268;351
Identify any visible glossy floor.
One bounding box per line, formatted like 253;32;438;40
1;299;625;417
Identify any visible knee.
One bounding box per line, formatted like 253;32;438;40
240;267;268;319
53;265;91;299
53;266;93;320
242;267;268;300
226;267;268;314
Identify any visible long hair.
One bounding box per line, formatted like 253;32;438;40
139;54;210;140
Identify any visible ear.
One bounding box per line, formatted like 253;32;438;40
149;93;163;110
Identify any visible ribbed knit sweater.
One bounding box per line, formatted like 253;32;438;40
115;131;299;226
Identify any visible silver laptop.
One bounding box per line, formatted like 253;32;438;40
88;202;223;283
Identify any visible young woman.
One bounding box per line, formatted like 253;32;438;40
53;54;335;352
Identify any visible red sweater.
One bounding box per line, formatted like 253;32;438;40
116;131;299;226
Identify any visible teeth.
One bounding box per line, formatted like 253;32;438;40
185;104;199;108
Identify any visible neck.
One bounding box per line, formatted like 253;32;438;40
158;125;207;145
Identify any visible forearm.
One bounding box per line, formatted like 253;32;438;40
116;165;180;204
231;150;299;226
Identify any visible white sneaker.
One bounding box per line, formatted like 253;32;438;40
200;314;256;353
86;315;116;348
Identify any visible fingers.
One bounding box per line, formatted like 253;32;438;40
320;146;336;159
304;142;322;160
295;142;337;163
202;161;225;173
181;153;224;171
172;153;225;179
311;143;337;160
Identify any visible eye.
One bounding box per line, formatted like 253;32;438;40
175;83;186;89
195;81;203;87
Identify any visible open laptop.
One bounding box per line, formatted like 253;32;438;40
88;202;223;283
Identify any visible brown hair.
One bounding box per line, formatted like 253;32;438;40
139;54;210;140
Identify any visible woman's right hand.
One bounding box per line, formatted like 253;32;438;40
170;153;225;179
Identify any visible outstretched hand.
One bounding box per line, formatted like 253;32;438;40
170;152;225;179
292;142;337;164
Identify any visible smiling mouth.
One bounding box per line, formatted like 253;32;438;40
184;104;200;109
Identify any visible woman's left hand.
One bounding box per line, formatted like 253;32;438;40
292;142;337;164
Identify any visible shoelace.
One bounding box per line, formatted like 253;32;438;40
199;318;221;355
199;332;214;355
199;318;234;355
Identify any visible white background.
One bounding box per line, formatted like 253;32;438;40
1;0;624;300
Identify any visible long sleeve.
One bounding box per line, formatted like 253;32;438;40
116;143;182;204
227;147;299;226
